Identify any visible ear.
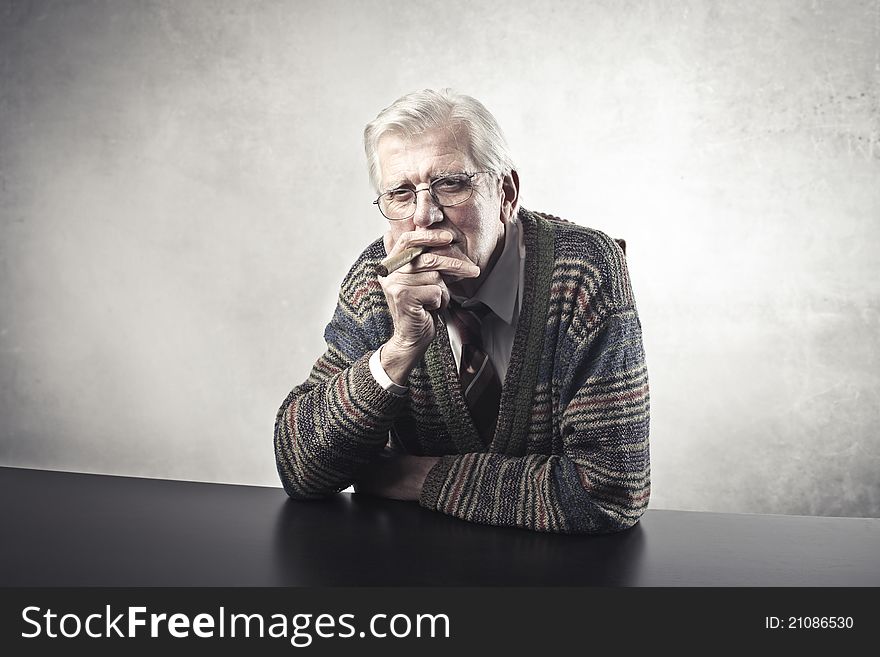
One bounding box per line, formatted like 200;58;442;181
500;170;520;222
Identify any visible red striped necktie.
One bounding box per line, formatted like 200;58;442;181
446;300;502;445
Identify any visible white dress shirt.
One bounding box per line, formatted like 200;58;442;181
370;217;525;395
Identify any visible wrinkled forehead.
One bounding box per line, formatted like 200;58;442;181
377;124;476;186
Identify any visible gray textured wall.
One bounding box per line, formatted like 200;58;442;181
1;0;878;517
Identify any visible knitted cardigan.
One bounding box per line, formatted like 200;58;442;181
274;208;650;534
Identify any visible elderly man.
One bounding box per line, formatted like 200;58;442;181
274;89;650;533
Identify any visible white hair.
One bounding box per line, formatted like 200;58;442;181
364;88;516;192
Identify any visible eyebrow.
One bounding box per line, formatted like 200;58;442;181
383;170;463;192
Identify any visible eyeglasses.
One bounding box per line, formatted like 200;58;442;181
373;171;491;221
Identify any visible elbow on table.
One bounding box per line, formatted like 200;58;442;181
276;465;346;501
590;483;650;534
559;457;650;533
274;433;344;501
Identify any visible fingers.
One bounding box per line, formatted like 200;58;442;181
388;229;454;256
381;277;445;351
384;231;479;280
406;284;444;312
383;271;448;287
383;276;447;311
407;251;480;280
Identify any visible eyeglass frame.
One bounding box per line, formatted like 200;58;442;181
372;171;493;221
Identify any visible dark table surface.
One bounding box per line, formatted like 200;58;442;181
1;466;878;586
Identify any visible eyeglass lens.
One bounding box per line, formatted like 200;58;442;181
378;174;475;220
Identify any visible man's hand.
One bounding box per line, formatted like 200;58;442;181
354;454;442;501
378;229;479;384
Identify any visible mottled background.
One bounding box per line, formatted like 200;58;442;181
1;0;878;517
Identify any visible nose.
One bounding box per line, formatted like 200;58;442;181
411;186;444;228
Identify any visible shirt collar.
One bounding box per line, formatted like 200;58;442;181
454;218;521;324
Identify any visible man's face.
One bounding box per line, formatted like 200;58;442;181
376;126;512;294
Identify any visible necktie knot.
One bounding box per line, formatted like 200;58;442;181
446;301;489;346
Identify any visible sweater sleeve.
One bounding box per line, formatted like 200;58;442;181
274;252;406;499
419;232;650;534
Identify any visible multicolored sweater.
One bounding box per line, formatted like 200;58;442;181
275;209;650;534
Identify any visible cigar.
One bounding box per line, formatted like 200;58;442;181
374;246;425;277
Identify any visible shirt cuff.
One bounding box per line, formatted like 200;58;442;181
369;347;409;397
